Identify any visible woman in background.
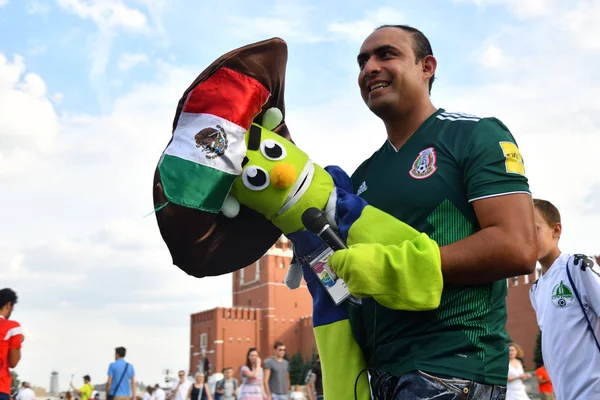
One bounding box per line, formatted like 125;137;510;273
186;373;212;400
238;348;265;400
507;343;532;400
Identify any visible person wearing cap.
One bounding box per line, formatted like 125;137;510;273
70;375;94;400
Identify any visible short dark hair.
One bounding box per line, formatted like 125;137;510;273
376;24;435;93
273;341;284;349
533;199;561;226
115;347;126;358
0;288;18;309
83;375;91;382
222;367;232;373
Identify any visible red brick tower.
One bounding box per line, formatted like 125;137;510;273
189;237;316;378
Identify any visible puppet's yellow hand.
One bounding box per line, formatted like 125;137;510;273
330;204;443;310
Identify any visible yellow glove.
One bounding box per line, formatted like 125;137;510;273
330;205;443;310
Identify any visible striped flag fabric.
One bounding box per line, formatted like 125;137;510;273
158;66;270;213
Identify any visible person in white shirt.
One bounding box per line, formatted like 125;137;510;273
170;371;191;400
153;384;166;400
15;382;35;400
143;386;154;400
289;385;304;399
529;199;600;400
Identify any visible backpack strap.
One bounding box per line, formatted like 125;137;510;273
566;255;600;352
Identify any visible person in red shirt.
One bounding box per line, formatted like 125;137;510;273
0;288;23;400
536;363;555;400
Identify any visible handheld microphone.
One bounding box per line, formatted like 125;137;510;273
302;207;347;251
302;207;361;305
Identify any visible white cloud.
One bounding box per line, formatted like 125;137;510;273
0;52;235;388
26;1;50;14
458;0;557;18
479;44;505;68
57;0;148;32
562;1;600;51
0;0;8;8
327;7;405;42
0;53;61;180
227;3;328;43
56;0;152;110
52;92;64;104
28;43;48;56
117;52;149;71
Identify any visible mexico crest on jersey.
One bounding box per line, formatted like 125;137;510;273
409;147;437;179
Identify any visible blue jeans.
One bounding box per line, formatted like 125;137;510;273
0;393;9;400
373;370;506;400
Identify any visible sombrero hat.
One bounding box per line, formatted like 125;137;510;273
153;37;291;278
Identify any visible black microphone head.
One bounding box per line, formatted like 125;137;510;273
302;207;329;234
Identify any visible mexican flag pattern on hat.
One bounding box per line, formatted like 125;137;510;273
158;66;270;213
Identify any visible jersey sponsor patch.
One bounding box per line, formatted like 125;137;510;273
409;147;437;179
552;280;574;308
499;141;525;176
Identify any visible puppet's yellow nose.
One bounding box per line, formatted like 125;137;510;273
270;163;297;189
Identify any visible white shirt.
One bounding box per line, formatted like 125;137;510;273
530;253;600;400
16;388;36;400
154;388;166;400
171;379;191;400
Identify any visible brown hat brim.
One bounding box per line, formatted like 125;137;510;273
153;37;291;278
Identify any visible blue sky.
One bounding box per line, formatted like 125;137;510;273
0;0;520;114
1;0;600;392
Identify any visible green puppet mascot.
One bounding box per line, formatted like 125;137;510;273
154;38;444;400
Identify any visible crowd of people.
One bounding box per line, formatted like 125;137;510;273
154;342;322;400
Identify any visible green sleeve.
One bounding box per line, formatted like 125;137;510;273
463;117;530;202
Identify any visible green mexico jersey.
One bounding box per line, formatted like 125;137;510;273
349;108;530;385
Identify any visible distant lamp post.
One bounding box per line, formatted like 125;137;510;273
163;369;173;386
194;348;210;375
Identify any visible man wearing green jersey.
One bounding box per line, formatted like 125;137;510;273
329;25;537;399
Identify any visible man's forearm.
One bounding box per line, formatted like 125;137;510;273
439;225;536;285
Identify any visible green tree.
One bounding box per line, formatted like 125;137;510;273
288;351;304;385
533;330;543;369
11;370;20;395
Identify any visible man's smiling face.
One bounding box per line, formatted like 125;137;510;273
357;27;432;119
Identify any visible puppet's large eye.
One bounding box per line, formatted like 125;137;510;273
242;166;270;191
260;139;286;161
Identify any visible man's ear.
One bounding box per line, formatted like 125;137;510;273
422;55;437;81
